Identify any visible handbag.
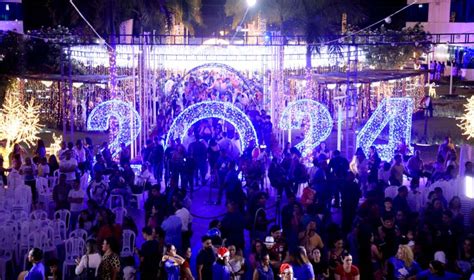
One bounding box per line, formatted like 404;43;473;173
76;254;97;280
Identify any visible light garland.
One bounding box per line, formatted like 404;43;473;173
47;133;63;156
357;97;413;161
0;89;43;161
279;99;333;157
165;101;258;150
458;96;474;139
68;44;362;70
87;100;141;157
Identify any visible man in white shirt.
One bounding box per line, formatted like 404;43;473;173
57;141;68;162
135;164;156;188
74;140;87;173
68;180;84;230
385;184;399;199
175;201;192;252
59;150;78;182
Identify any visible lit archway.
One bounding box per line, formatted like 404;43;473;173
166;101;258;150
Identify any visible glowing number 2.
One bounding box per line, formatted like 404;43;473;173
357;97;413;161
279;99;333;157
87;100;141;157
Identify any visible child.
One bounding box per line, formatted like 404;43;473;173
122;256;136;280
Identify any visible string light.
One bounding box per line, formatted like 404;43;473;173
165;101;258;150
357;97;413;161
458;96;474;139
0;85;43;160
47;133;63;156
279;99;333;157
87;100;141;157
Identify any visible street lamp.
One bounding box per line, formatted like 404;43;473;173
231;0;257;43
247;0;257;7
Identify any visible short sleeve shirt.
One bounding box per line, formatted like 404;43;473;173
335;265;360;280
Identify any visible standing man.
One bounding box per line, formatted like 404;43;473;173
197;235;216;280
19;248;45;280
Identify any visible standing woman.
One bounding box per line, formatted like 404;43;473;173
290;246;315;280
75;239;102;278
228;245;246;280
334;253;360;280
35;139;46;159
163;243;185;280
252;253;274;280
97;237;121;280
181;247;194;280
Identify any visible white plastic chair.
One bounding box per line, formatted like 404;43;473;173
131;183;146;210
41;225;57;255
120;229;136;257
54;209;71;230
0;210;11;224
30;210;48;221
112;207;127;225
0;226;15;280
52;170;60;187
12;187;31;213
23;230;48;269
80;172;89;192
17;220;31;264
52;220;67;246
30;219;52;232
37;177;52;207
108;194;124;209
69;228;88;241
11;210;28;222
62;237;85;279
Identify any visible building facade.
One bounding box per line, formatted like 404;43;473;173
0;0;22;33
406;0;474;80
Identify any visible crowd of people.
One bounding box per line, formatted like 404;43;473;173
4;70;474;280
7;114;474;280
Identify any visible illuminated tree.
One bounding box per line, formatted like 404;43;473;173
458;96;474;139
0;86;43;160
47;133;63;157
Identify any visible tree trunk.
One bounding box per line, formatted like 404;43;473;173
306;44;312;69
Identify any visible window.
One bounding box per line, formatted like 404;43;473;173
405;4;429;22
0;2;22;21
450;0;474;22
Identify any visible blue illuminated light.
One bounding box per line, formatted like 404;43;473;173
166;101;258;150
357;98;413;161
279;99;333;157
87;100;141;157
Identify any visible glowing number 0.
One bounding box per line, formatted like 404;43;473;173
166;101;258;150
279;99;333;157
87;100;141;157
357;98;413;161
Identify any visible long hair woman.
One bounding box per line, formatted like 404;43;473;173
289;246;315;280
97;237;120;280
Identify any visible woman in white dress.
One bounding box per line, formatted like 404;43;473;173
228;245;246;280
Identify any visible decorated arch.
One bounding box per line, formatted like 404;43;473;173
166;101;258;150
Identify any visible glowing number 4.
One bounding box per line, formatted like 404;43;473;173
357;98;413;161
279;99;333;157
87;100;141;157
279;98;413;161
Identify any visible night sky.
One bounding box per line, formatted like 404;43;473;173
22;0;408;35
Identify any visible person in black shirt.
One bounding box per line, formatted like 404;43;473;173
150;137;164;183
137;226;160;280
328;150;349;208
196;235;216;280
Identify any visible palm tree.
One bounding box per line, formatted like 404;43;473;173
225;0;365;68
